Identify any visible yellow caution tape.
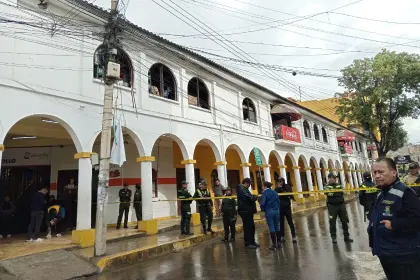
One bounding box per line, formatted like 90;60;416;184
92;184;420;204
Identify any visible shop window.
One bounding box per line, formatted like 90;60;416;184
322;127;328;143
314;124;320;141
188;77;210;109
242;98;257;123
93;45;133;88
148;63;177;100
303;120;311;138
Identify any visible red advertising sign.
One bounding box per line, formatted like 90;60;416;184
275;125;301;143
344;143;353;154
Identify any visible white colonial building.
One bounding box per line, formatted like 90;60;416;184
0;0;370;241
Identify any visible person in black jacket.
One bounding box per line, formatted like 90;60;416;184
359;172;378;221
178;181;193;235
237;177;259;249
0;195;16;239
369;158;420;280
275;178;297;243
133;183;142;228
27;187;48;242
220;187;237;242
117;182;132;229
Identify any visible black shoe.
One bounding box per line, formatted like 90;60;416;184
292;237;297;243
252;242;260;247
344;237;354;243
116;226;120;230
181;232;186;235
229;237;235;242
246;244;257;249
186;232;194;236
332;238;337;243
221;238;228;242
124;225;128;229
208;228;215;233
269;245;277;251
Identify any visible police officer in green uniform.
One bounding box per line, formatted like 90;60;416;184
324;173;353;243
117;182;132;229
133;183;142;229
194;180;214;234
359;172;378;221
178;180;193;235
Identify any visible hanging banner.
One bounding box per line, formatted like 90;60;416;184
253;147;263;166
2;147;51;166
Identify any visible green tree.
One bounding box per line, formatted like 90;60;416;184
336;49;420;156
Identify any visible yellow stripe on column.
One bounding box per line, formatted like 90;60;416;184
240;162;252;167
74;152;94;159
278;165;287;168
0;144;4;151
261;164;271;168
214;161;227;166
136;156;156;162
304;167;311;171
181;159;196;164
292;166;300;169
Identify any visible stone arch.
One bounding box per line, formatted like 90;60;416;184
298;155;309;168
3;114;83;152
193;138;221;162
309;157;320;191
225;143;246;163
89;125;146;157
328;159;334;171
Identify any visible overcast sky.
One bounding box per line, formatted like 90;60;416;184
95;0;420;143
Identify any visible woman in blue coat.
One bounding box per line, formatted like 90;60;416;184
261;181;281;250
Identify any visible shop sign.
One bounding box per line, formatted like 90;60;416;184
2;147;51;166
394;155;411;165
274;125;301;143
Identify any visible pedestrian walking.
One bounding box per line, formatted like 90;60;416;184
359;172;378;222
133;183;142;228
237;177;259;249
116;182;132;229
0;195;16;239
178;180;193;235
369;157;420;280
220;187;236;242
213;179;225;216
261;181;280;250
324;173;353;243
194;180;214;234
27;187;48;242
275;177;297;243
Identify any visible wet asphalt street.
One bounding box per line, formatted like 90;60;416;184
89;201;386;280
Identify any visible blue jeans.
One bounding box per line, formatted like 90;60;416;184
265;209;280;232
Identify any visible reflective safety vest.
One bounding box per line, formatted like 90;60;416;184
368;181;420;257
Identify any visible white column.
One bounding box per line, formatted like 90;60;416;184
339;169;346;188
263;165;271;182
185;162;196;213
280;166;287;183
242;164;250;179
347;170;354;188
141;159;154;220
358;171;363;185
315;169;324;191
305;168;314;196
216;163;227;189
323;169;329;183
293;167;303;199
352;170;359;188
76;157;93;230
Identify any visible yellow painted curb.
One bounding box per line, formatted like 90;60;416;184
72;229;95;248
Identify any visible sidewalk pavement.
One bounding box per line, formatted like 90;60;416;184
0;194;355;279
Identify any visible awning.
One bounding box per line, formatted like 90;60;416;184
271;104;302;121
336;130;355;141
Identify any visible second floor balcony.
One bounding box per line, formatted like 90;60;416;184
274;125;302;146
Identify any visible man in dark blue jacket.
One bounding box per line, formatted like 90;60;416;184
237;178;259;249
369;158;420;280
27;187;48;242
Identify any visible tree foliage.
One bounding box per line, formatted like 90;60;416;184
336;49;420;156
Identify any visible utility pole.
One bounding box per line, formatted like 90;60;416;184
95;0;121;257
